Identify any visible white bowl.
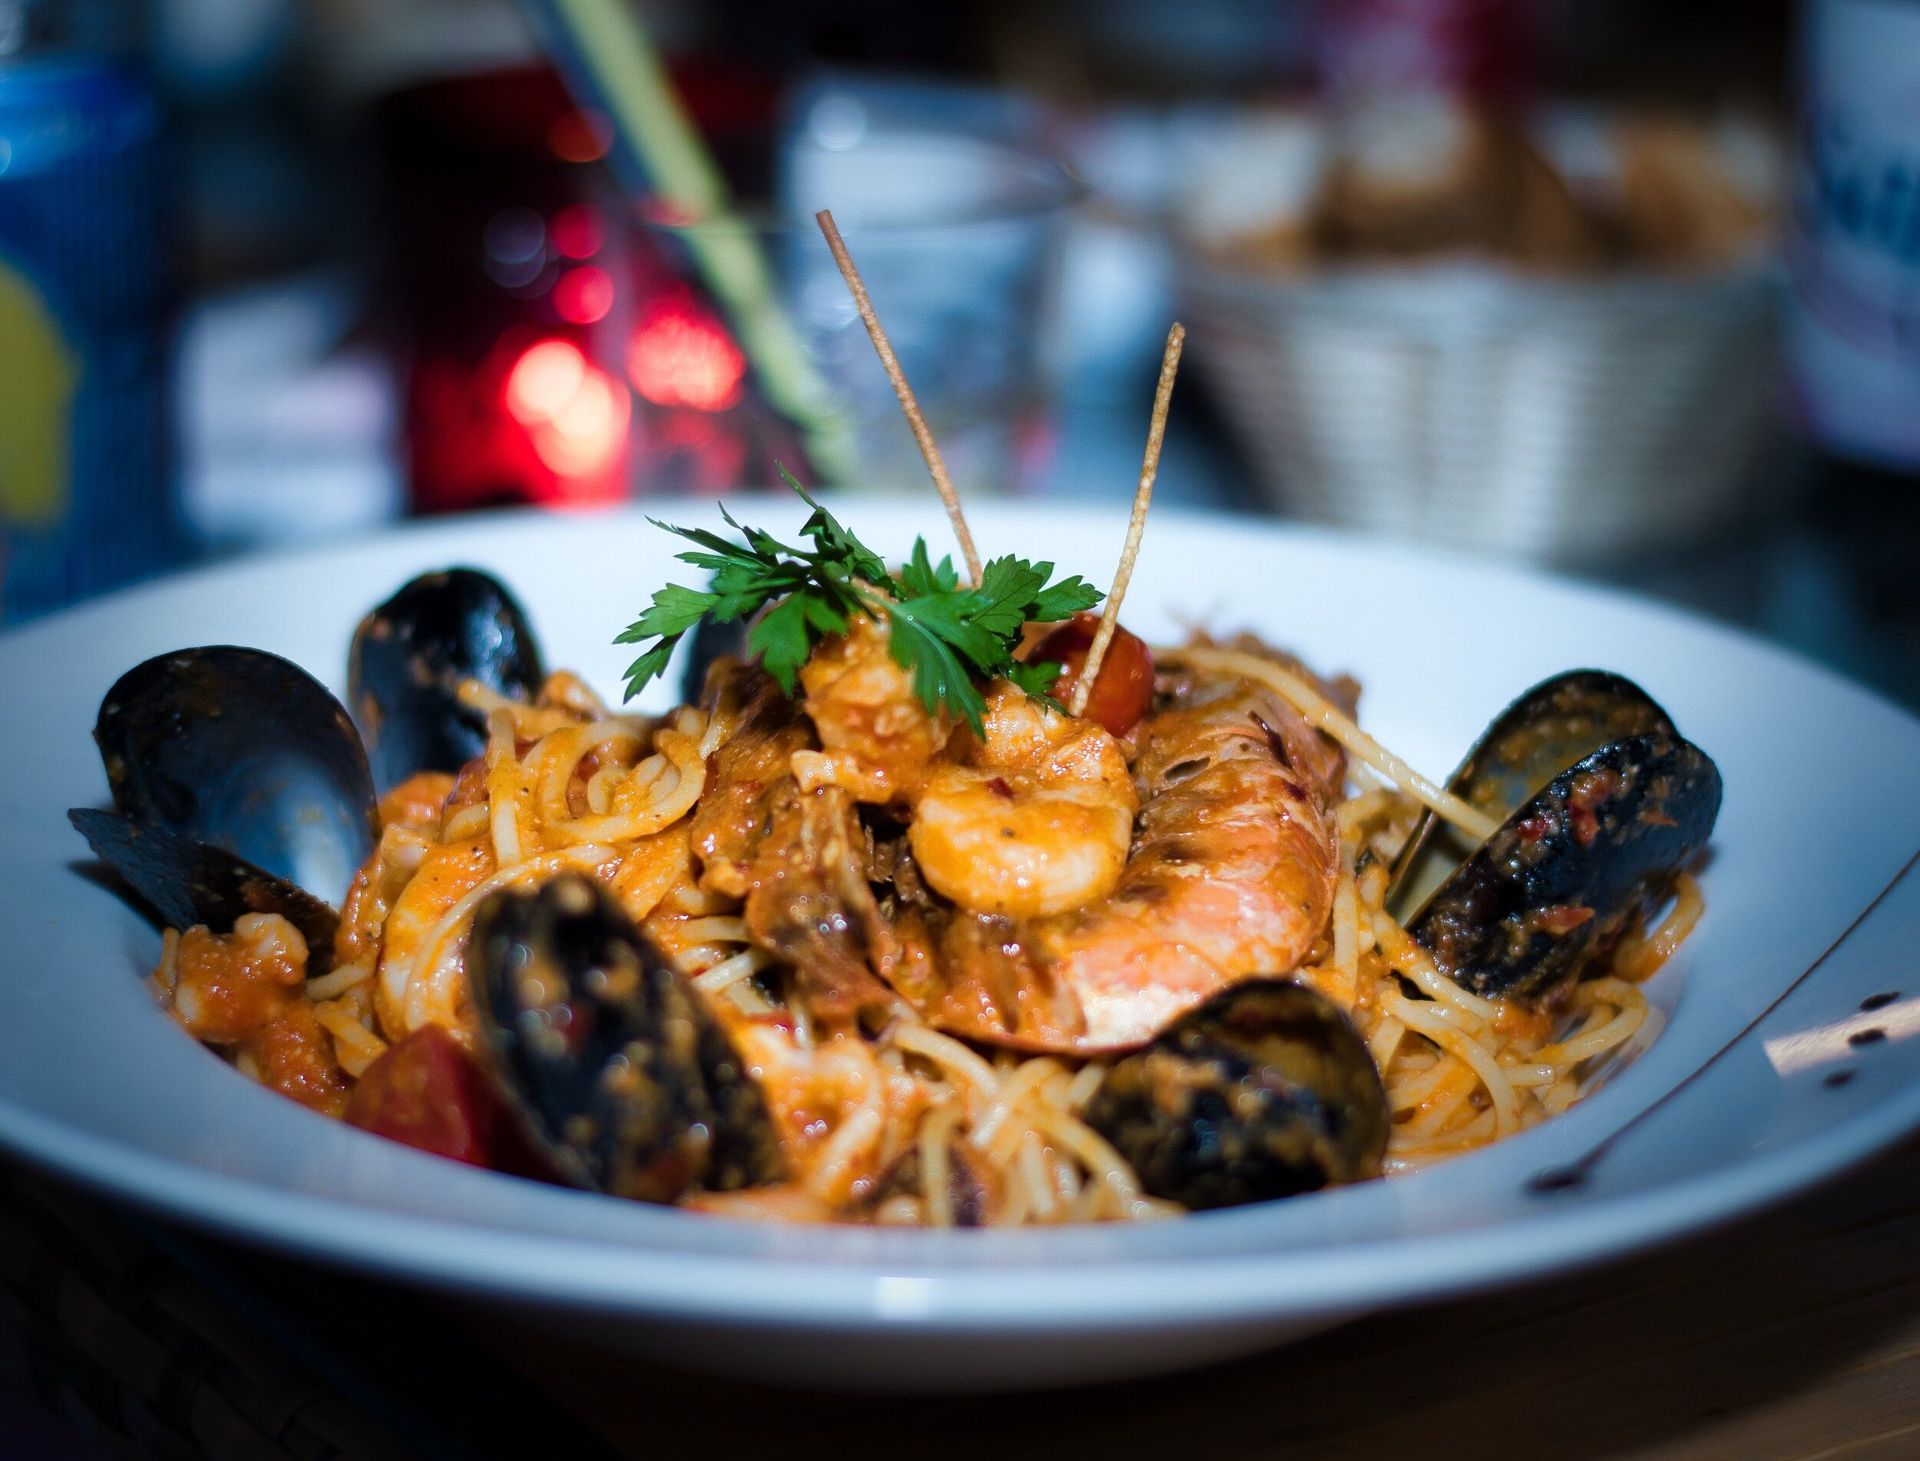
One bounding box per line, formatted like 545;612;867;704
1;501;1916;1391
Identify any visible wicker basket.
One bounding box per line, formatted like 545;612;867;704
1181;255;1781;563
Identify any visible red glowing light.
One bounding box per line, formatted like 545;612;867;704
548;110;611;163
627;294;746;412
504;339;587;424
550;204;604;260
553;265;614;325
503;338;629;484
536;366;627;477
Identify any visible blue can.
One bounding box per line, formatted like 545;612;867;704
0;52;177;621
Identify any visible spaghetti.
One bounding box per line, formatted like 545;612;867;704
149;632;1698;1226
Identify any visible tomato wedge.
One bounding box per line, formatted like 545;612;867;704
345;1024;539;1174
1032;612;1155;737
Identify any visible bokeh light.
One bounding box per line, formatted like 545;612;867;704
553;265;614;325
627;293;746;412
502;337;630;491
504;339;587;424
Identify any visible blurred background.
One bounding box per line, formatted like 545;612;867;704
0;0;1915;709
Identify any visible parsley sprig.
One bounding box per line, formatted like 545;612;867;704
616;472;1101;732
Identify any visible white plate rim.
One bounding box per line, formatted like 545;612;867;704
2;1034;1918;1331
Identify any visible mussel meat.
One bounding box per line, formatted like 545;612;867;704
468;874;783;1203
348;568;544;790
73;646;380;954
1389;671;1720;1001
1083;979;1388;1211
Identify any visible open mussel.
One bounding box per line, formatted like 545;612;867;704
1083;979;1388;1211
72;646;380;955
1406;734;1719;1000
92;646;377;895
1389;670;1720;1001
348;568;544;790
1388;671;1678;918
468;875;783;1204
67;811;342;955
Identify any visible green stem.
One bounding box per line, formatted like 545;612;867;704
540;0;859;483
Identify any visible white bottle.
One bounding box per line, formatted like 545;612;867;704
1787;0;1920;470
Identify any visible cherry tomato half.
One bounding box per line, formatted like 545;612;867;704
345;1024;538;1174
1032;612;1154;737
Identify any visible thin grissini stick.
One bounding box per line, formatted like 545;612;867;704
814;208;984;587
1071;322;1185;719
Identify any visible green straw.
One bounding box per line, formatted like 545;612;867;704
520;0;858;484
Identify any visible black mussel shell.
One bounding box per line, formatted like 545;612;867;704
1084;979;1388;1211
92;646;377;904
1389;671;1678;921
680;611;750;706
1406;733;1721;1000
468;875;782;1203
68;809;340;956
348;568;544;790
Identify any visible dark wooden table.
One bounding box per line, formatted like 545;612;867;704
8;1133;1920;1459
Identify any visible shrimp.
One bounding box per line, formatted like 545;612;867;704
796;613;952;805
908;681;1137;918
796;616;1137;918
914;673;1342;1052
778;617;1339;1050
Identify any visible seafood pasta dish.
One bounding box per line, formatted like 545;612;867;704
71;496;1720;1228
70;216;1716;1228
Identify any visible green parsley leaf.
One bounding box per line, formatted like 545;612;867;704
615;468;1107;727
1029;570;1102;624
613;581;713;644
895;538;959;599
1004;658;1065;699
749;587;849;694
998;656;1075;714
621;638;682;701
781;465;891;584
885;608;988;732
887;590;1006;680
969;555;1050;640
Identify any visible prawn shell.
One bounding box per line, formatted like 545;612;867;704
67;808;341;957
1084;979;1388;1210
467;875;782;1203
1406;732;1721;1000
349;568;544;791
90;645;377;906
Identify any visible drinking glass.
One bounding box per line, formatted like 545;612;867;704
629;129;1078;500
